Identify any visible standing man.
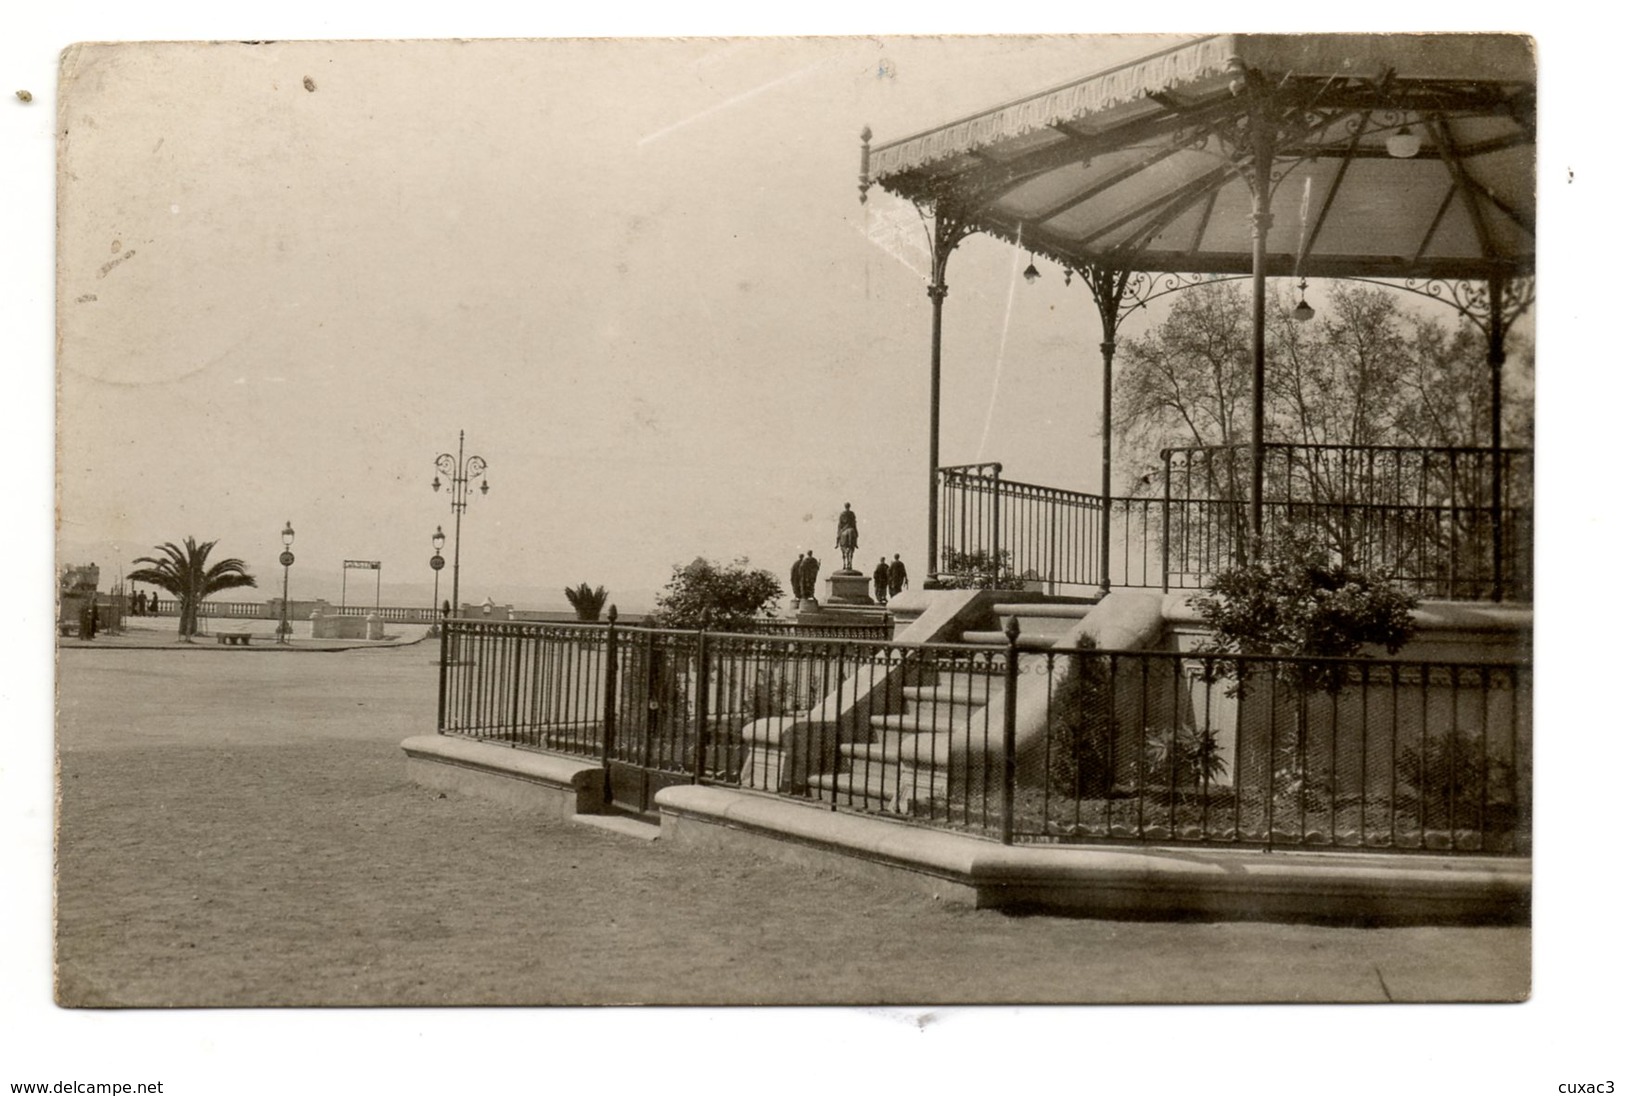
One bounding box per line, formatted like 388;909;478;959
790;552;806;604
889;554;908;599
802;551;821;605
872;557;891;606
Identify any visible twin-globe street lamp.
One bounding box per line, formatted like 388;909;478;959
277;521;295;645
432;431;488;619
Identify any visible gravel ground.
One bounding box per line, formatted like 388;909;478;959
55;645;1530;1006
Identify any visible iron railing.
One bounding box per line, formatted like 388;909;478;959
936;443;1533;601
746;618;894;640
937;464;1105;592
437;618;1530;855
1154;443;1533;601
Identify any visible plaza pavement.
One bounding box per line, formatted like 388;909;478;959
53;639;1531;1005
57;614;434;651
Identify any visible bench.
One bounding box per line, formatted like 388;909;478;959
217;632;253;646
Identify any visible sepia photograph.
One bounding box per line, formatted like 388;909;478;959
8;7;1619;1093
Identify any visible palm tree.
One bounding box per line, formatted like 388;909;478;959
563;583;608;622
128;537;258;640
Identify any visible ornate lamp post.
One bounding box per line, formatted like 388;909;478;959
432;430;488;619
430;525;446;621
277;521;295;645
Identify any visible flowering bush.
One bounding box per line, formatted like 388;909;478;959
1193;529;1418;695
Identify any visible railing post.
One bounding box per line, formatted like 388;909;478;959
1488;270;1506;603
1100;336;1115;593
1001;616;1021;846
1047;499;1058;594
601;605;619;803
1448;450;1460;599
436;604;451;733
692;612;711;783
642;636;661;810
508;625;525;744
990;463;1003;581
1160;448;1173;593
831;641;847;810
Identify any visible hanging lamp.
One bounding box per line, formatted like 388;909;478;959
1292;278;1316;322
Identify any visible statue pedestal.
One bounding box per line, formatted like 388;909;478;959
825;570;874;606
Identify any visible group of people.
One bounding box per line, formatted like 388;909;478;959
127;589;156;614
788;551;821;602
788;549;907;605
871;554;907;605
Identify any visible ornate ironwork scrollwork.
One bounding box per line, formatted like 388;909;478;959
1072;266;1249;331
1349;274;1538;335
918;194;977;290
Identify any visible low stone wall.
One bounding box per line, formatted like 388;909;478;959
309;611;385;640
1162;594;1532;662
400;730;1529;923
656;784;1530;924
400;735;606;818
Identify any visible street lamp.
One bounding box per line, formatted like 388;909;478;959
430;525;447;617
277;521;295;645
432;431;489;619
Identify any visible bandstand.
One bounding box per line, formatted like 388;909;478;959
859;34;1534;602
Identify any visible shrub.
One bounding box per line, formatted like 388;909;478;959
1396;729;1517;822
936;548;1019;590
652;557;783;632
1146;724;1228;791
1042;642;1114;798
1192;528;1417;695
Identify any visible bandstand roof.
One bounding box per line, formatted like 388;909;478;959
868;34;1534;281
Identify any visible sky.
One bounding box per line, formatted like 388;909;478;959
9;5;1625;1094
55;35;1185;613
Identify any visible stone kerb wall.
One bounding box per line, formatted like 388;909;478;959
1159;595;1532;663
309;611;385;640
1151;594;1532;809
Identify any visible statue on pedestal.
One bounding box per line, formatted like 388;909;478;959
835;503;859;572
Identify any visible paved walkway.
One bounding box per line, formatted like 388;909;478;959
58;616;434;652
54;644;1530;1005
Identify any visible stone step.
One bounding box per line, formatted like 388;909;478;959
901;681;995;708
844;734;952;769
959;629;1060;649
807;765;915;811
990;601;1096;619
992;613;1090;641
869;708;994;737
